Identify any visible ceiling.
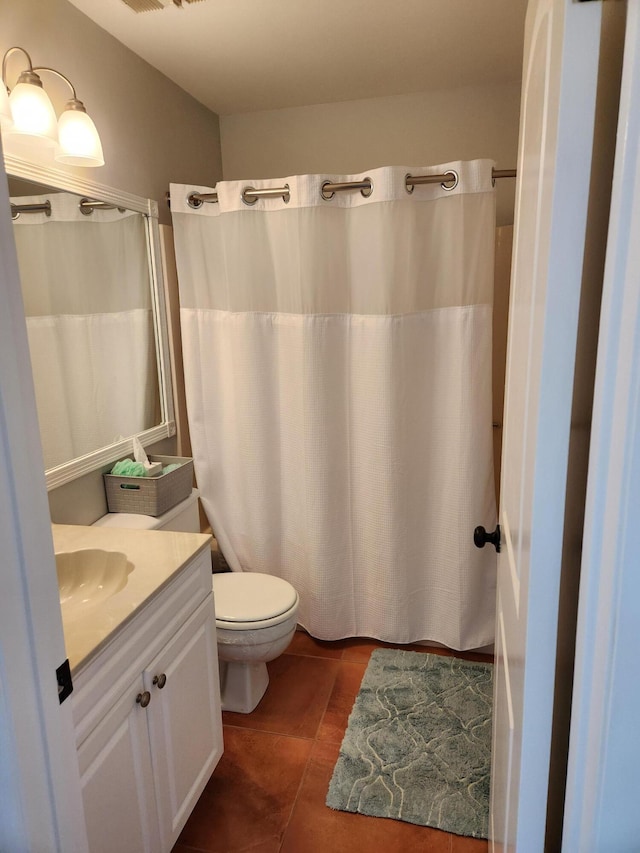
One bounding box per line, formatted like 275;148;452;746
66;0;528;116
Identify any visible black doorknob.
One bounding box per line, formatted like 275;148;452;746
474;524;501;553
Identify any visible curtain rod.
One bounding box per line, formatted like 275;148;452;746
11;200;51;220
10;198;126;219
167;167;517;209
78;198;126;215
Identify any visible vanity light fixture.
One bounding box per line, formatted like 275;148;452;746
1;47;104;167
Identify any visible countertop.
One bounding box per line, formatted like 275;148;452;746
52;524;212;673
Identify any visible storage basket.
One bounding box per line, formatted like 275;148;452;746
103;455;194;516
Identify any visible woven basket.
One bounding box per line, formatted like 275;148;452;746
103;455;194;516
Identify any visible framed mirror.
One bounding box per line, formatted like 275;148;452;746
5;154;175;490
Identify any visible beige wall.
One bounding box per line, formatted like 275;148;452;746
0;0;222;225
220;81;521;225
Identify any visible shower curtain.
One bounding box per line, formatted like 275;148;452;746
171;159;497;649
12;192;159;469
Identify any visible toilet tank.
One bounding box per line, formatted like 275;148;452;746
92;489;201;533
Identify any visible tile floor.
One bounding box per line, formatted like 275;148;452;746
172;632;493;853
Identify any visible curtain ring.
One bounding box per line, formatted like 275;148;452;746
187;192;204;210
360;177;373;198
242;186;259;206
441;170;459;191
321;181;335;201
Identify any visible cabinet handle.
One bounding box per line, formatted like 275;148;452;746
153;673;167;689
136;691;151;708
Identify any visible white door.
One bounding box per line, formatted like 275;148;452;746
562;4;640;847
489;0;603;849
0;151;89;850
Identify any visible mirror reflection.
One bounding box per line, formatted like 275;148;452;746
9;176;161;471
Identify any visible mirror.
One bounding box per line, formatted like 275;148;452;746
5;154;175;489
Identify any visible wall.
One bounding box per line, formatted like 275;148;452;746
0;0;222;225
0;0;223;523
220;81;521;225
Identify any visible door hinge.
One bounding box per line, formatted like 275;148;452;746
56;658;73;704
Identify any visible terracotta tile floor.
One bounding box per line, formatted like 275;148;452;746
173;632;493;853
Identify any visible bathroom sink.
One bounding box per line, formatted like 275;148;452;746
56;549;133;614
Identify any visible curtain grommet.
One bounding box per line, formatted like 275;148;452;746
241;186;259;206
360;177;373;198
405;174;415;195
441;170;459;191
282;183;291;204
321;181;335;201
187;192;204;210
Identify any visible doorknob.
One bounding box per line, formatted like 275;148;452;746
474;524;501;553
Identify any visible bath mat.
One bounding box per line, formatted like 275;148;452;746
326;649;493;838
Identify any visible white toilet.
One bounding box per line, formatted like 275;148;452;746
212;571;299;713
93;489;299;713
93;488;203;534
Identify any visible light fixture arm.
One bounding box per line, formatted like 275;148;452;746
32;67;81;108
2;46;36;91
1;49;83;109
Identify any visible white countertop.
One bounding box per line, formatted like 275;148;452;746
52;524;212;673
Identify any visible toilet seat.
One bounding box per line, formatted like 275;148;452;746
213;572;299;631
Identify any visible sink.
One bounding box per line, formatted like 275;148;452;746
56;549;134;613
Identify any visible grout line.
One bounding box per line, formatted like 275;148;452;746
277;657;343;851
221;722;315;742
277;742;315;852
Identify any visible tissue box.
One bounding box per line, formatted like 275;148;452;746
144;461;164;477
103;455;194;516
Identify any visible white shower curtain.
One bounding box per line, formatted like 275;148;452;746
171;160;497;649
12;192;158;469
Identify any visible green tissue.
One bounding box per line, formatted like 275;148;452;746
111;459;148;477
162;463;181;475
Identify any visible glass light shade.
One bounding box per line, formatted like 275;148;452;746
0;85;13;130
6;81;58;146
55;108;104;167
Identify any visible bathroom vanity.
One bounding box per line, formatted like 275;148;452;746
52;524;223;853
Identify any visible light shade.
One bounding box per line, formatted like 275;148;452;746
55;107;104;167
0;85;13;130
7;81;58;147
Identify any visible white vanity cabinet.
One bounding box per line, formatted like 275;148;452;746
76;674;160;853
71;546;223;853
143;597;220;845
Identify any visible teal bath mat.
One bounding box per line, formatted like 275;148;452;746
326;648;493;838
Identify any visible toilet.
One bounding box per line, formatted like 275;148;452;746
92;488;202;534
93;489;299;713
212;571;299;713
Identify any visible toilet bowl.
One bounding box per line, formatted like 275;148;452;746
93;491;299;714
213;572;299;713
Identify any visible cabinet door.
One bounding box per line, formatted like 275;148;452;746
144;594;223;849
77;679;160;853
